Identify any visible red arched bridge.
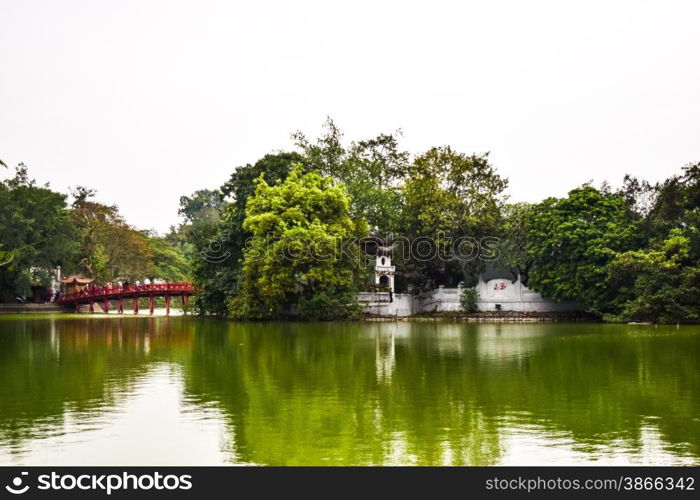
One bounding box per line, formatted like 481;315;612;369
58;282;194;315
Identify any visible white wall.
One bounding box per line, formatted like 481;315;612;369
358;278;581;316
358;292;413;317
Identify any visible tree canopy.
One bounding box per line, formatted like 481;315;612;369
229;164;366;320
525;186;641;312
2;123;697;323
0;165;76;301
398;147;508;287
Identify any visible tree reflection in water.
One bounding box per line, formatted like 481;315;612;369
0;316;697;465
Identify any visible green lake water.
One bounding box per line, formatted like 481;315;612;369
0;315;698;466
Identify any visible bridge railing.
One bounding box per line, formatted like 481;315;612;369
58;282;194;304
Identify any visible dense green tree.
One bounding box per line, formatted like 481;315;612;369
526;186;641;312
185;153;302;315
0;164;77;301
293;118;409;232
70;188;152;282
604;164;700;322
607;220;700;323
398;147;508;288
147;234;192;282
184;121;409;314
218;152;305;262
643;163;699;240
172;188;224;261
177;188;223;223
495;202;534;284
229;164;367;319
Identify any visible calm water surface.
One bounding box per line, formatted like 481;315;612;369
0;315;698;465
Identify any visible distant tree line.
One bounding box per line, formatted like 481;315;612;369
0;164;191;302
170;118;698;323
3;120;697;322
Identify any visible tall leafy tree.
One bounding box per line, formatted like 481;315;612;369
0;164;77;301
605;164;700;322
184;153;302;315
293;118;409;232
496;202;535;284
229;164;367;320
70;188;152;281
399;147;508;287
644;163;699;240
607;221;700;323
147;234;192;282
526;186;641;312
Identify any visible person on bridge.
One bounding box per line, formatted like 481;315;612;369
144;278;151;286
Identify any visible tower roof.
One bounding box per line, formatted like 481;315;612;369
377;245;392;256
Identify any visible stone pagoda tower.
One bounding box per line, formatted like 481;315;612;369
374;245;395;293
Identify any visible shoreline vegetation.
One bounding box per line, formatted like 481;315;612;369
0;304;621;324
1;119;698;324
0;303;693;324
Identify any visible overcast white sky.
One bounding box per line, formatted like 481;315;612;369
1;0;699;233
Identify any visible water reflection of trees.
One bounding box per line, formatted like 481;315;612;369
180;321;699;464
0;317;158;447
178;321;502;465
0;318;697;464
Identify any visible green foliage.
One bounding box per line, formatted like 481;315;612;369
526;186;641;313
602;164;699;322
183;153;302;315
178;189;223;223
0;163;192;301
173;188;223;262
0;164;77;301
293;117;409;232
70;189;153;282
148;236;192;282
297;288;361;321
460;287;479;313
229;165;366;320
496;202;534;284
606;212;700;323
643;163;699;240
399;147;508;287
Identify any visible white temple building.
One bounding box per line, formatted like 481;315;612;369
359;256;581;317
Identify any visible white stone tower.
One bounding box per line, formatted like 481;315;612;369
374;246;395;292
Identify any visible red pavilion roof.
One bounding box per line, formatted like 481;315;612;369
59;275;95;285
